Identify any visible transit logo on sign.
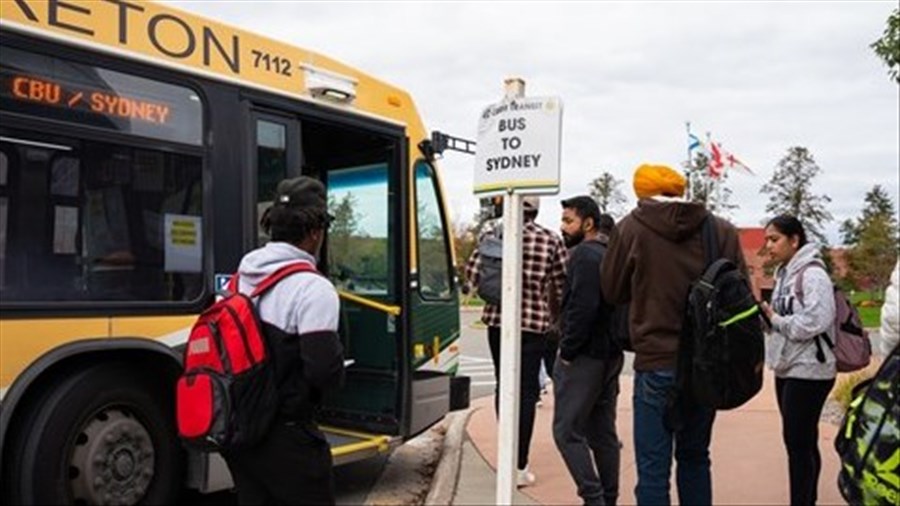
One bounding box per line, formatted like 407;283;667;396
473;96;562;196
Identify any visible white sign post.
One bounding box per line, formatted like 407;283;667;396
473;78;562;505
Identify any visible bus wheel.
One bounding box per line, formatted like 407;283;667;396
10;363;183;505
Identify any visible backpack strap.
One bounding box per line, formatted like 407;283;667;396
701;214;719;267
670;214;720;424
793;262;832;362
793;262;827;306
249;262;319;298
226;274;239;294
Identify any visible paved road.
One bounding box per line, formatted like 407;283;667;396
457;309;636;402
182;454;387;504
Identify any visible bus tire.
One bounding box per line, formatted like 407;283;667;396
7;363;183;505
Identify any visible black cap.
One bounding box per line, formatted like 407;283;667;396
273;176;327;211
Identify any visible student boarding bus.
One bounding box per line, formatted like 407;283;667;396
0;1;470;503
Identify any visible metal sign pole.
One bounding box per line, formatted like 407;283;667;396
496;78;525;505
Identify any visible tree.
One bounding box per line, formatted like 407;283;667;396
871;7;900;84
839;218;859;246
588;171;627;217
452;219;478;281
840;185;898;245
847;214;899;294
842;185;899;292
328;192;360;239
760;146;833;245
327;193;360;281
685;152;738;218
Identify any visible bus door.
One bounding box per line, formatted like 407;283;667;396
249;111;405;452
407;160;460;436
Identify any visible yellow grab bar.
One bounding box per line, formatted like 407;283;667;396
338;291;401;316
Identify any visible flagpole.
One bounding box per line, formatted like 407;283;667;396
686;121;693;201
704;131;712;213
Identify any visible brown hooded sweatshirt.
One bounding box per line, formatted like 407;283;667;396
600;198;747;371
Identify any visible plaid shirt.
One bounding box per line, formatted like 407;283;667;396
465;220;568;334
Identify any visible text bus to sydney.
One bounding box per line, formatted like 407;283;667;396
0;0;470;503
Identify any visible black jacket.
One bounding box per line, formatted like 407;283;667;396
559;238;618;361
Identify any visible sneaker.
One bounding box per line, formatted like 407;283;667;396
517;467;536;488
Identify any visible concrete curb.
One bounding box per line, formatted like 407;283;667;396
425;407;477;506
364;424;444;506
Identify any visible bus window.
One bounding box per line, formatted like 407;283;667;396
0;132;203;304
415;162;452;299
327;165;390;296
256;120;288;244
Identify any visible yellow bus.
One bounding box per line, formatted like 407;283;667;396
0;1;469;503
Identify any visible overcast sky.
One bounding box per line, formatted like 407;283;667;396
170;0;899;244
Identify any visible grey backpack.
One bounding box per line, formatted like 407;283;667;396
476;233;503;305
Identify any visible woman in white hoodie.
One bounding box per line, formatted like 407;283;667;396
760;215;836;506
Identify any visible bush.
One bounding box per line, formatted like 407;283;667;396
830;360;882;412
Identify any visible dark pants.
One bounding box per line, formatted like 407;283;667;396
225;419;335;505
775;376;835;506
633;370;716;506
553;354;624;506
488;325;544;470
542;338;559;379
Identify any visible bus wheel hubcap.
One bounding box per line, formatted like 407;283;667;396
70;409;155;505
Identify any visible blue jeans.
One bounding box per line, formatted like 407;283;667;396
633;370;716;506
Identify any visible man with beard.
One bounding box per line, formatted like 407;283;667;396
553;196;624;506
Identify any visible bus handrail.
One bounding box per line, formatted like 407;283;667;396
321;425;394;456
337;291;402;316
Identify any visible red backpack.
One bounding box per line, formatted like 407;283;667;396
796;264;872;373
176;262;317;452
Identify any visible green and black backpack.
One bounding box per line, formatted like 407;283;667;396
835;344;899;506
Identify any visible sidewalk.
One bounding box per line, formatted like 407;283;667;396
456;370;844;505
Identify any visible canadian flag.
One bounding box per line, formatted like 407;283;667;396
709;142;725;178
723;150;754;175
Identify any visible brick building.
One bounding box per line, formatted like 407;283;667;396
738;227;774;301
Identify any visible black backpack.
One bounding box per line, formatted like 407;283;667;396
677;215;765;411
476;230;503;305
835;344;899;506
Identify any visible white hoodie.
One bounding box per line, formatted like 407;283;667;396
236;242;339;336
881;259;900;355
767;243;837;380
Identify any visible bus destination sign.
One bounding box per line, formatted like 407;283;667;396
8;75;172;125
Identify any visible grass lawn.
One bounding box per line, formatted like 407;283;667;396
850;291;883;328
460;295;486;307
857;306;881;329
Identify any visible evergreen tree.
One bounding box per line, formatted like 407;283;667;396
840;185;898;245
760;146;833;245
588;171;627;217
871;7;900;84
847;214;899;294
327;193;360;281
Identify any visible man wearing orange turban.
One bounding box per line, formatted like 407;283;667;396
601;163;746;505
